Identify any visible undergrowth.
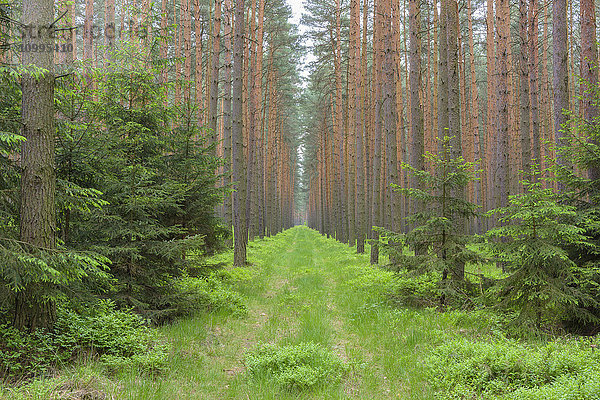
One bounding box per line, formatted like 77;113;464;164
1;300;168;381
426;336;600;399
244;341;348;391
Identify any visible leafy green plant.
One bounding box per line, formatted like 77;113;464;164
244;342;347;390
343;264;397;300
0;301;168;380
0;241;112;324
52;301;169;375
173;274;247;317
426;336;600;399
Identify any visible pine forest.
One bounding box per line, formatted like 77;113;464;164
2;0;600;397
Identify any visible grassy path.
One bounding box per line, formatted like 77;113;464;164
73;227;488;399
112;226;445;399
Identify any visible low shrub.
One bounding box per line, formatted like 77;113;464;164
0;323;63;380
173;274;247;317
211;267;257;284
344;266;397;299
244;342;348;390
426;336;600;399
0;301;168;381
390;270;440;307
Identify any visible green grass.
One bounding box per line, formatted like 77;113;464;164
2;226;595;399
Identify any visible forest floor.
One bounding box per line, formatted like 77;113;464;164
104;226;487;399
2;227;506;399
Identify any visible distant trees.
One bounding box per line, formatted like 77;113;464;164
304;0;599;254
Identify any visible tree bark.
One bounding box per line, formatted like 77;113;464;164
552;0;569;172
232;0;247;266
17;0;57;331
370;0;383;264
208;0;222;147
223;0;233;244
528;0;541;167
183;0;192;104
581;0;600;182
352;0;366;253
467;0;482;232
519;0;531;180
438;0;449;147
486;0;496;217
496;0;510;208
409;0;424;217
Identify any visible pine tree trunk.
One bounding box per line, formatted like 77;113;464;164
528;0;541;168
254;0;265;237
519;0;531;181
334;0;347;243
183;0;192;104
382;0;399;237
174;0;182;106
208;0;221;147
496;0;510;208
581;0;599;182
16;0;56;331
467;0;482;232
370;0;383;264
232;0;247;266
104;0;115;59
83;0;93;61
223;0;233;244
194;0;204;120
486;0;496;218
541;4;552;172
352;0;365;253
160;0;169;94
438;0;449;147
446;0;464;281
552;0;569;173
409;0;424;216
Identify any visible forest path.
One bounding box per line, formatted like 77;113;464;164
119;226;435;399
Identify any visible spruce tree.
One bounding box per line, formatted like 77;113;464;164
381;137;481;307
486;166;598;328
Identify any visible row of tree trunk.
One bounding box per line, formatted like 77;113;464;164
305;0;598;262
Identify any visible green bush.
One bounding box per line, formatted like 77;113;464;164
0;301;168;380
426;336;600;399
0;323;64;380
52;301;169;375
344;265;397;299
390;270;440;307
244;342;348;390
173;274;247;317
212;267;257;284
505;366;600;400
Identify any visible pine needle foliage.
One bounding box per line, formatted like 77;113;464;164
486;166;599;329
379;136;484;307
54;44;225;320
